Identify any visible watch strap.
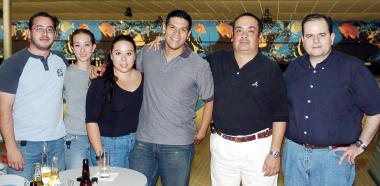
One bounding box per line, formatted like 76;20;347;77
356;140;367;150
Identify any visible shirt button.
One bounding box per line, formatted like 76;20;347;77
310;85;314;88
322;67;325;70
304;131;307;135
307;100;311;103
305;115;309;119
313;70;316;73
236;72;240;75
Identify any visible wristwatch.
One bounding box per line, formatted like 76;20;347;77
355;140;367;151
269;150;281;158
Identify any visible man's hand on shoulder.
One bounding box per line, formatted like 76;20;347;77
146;36;163;51
90;65;106;80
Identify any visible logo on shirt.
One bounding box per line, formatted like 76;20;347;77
251;81;259;87
57;68;64;77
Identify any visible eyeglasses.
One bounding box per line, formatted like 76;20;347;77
32;25;55;33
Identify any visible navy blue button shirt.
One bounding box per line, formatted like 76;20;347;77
284;50;380;146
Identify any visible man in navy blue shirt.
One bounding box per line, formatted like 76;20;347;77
283;13;380;185
208;13;288;186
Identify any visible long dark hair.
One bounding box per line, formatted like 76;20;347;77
103;34;137;102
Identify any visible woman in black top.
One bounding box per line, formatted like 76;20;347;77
86;35;143;168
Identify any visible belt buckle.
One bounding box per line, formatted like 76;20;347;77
263;130;270;137
234;137;243;143
303;143;314;149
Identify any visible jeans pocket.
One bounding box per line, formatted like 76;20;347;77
128;136;136;152
332;150;345;158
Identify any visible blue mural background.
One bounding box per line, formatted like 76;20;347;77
1;20;380;63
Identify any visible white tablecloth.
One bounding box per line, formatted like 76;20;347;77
0;174;28;186
60;166;147;186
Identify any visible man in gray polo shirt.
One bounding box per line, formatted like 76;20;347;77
129;10;214;186
0;12;67;180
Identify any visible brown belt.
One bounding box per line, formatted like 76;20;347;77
295;142;349;150
211;127;272;143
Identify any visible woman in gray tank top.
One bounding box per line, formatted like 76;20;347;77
63;29;96;169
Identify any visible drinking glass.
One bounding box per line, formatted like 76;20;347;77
41;144;51;186
98;151;110;178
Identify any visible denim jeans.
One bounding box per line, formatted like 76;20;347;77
282;139;356;186
7;138;65;180
64;134;92;169
90;133;135;168
129;140;194;186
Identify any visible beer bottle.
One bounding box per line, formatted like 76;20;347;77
32;163;44;186
80;159;92;186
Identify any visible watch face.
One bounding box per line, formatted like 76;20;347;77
274;152;280;158
356;140;362;147
271;151;280;158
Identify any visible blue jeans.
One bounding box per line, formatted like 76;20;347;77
64;134;92;169
7;138;65;180
282;139;356;186
129;140;194;186
90;133;135;168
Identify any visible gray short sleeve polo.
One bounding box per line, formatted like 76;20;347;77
0;48;67;141
136;44;214;145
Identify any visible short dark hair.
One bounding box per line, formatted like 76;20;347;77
28;12;59;30
233;12;262;33
70;29;96;46
165;10;192;30
302;13;333;35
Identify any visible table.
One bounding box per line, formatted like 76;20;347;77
60;166;147;186
0;174;28;186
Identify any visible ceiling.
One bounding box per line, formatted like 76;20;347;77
1;0;380;21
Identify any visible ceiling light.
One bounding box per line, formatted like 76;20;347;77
124;7;132;18
261;8;273;23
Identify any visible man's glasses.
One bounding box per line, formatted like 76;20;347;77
32;25;55;33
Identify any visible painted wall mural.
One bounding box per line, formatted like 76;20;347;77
1;20;380;64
